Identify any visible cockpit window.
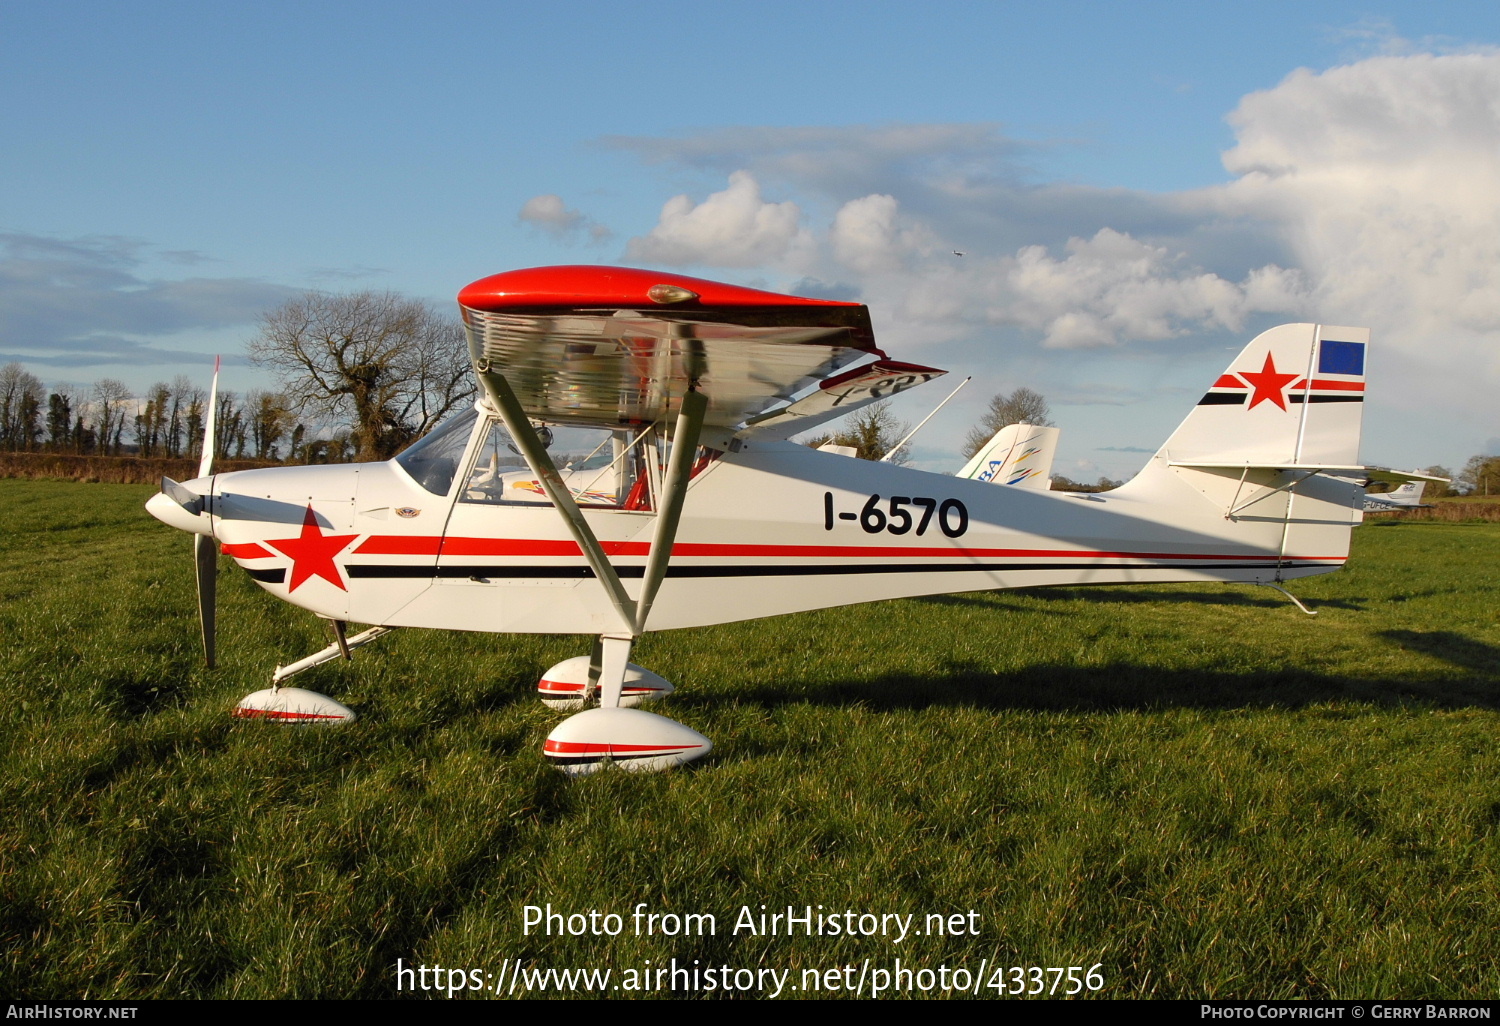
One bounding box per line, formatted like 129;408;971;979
394;408;478;495
461;420;646;508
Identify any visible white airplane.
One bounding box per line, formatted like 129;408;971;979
956;423;1060;489
147;265;1416;773
1363;478;1431;512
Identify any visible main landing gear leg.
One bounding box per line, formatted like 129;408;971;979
480;369;711;773
537;637;675;711
595;633;633;710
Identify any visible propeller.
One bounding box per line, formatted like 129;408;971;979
193;357;221;668
195;532;217;668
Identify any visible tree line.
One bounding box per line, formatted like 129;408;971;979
5;286;1495;491
0;290;475;466
0;364;335;463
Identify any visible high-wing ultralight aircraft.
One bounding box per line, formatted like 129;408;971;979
1362;478;1435;512
147;265;1422;774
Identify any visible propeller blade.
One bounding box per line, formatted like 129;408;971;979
194;533;217;668
160;476;204;516
198;355;220;479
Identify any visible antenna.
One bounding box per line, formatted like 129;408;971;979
880;376;971;462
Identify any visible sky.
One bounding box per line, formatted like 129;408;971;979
3;0;1499;479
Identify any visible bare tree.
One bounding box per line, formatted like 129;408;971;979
249;291;474;461
0;363;43;451
92;378;133;455
805;400;911;463
214;390;248;460
246;389;295;460
963;386;1053;458
1458;455;1500;496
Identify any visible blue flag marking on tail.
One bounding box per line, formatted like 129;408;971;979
1319;340;1365;376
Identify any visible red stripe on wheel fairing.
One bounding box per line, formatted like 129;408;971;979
232;707;348;721
543;739;702;755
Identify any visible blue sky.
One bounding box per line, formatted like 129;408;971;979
4;1;1499;477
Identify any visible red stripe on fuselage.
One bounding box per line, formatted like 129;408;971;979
222;542;274;559
351;536;1346;563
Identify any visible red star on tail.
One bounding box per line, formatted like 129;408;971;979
1239;352;1299;410
266;505;359;592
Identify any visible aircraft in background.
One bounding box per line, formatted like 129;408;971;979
957;423;1059;489
1363;478;1434;512
148;265;1421;773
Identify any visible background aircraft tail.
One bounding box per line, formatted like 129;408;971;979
957;423;1059;489
1363;479;1429;511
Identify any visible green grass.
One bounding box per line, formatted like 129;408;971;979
2;480;1498;999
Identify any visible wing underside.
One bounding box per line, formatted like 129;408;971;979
458;265;949;437
463;307;874;431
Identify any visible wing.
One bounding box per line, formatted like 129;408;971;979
458;266;943;441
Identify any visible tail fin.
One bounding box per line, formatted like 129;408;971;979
1153;323;1368;468
1121;324;1369;579
1385;481;1426;505
957;423;1059;489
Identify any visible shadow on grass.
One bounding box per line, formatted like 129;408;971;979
717;636;1500;716
918;586;1367;612
1380;630;1500;676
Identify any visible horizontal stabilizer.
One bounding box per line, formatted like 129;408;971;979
1363;467;1450;486
1168;461;1365;474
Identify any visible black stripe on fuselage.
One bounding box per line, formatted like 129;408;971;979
339;560;1332;581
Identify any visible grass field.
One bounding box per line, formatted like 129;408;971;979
2;479;1498;999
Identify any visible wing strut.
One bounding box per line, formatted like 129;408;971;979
477;366;709;676
479;370;637;634
634;388;706;633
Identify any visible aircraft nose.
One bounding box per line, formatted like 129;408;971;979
146;490;214;535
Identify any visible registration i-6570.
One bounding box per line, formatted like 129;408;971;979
822;492;970;537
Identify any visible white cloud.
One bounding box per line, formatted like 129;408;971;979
627;171;815;268
1000;229;1307;348
1222;53;1500;326
612;50;1500;467
1212;51;1500;418
518;194;612;242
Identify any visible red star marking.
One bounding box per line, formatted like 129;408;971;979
1239;352;1299;411
265;505;359;592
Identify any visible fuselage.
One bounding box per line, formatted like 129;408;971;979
167;418;1359;637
